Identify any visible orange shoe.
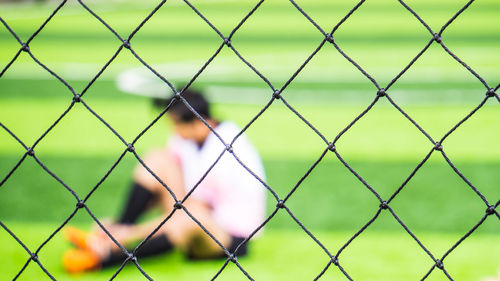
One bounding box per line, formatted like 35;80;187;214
62;248;101;273
64;226;89;250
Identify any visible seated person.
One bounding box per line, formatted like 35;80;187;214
63;89;267;272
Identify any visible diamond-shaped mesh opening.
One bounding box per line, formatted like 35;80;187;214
16;262;56;281
441;218;500;280
210;263;255;281
338;214;435;280
239;101;327;165
78;0;166;39
425;1;500;83
131;0;224;66
171;0;263;36
80;58;171;145
0;23;21;69
0;212;73;280
390;154;487;232
247;213;334;280
33;103;125;158
270;154;381;231
0;1;65;42
82;158;136;221
0;157;77;223
335;99;431;161
281;52;376;108
0;135;25;178
0;225;31;278
181;46;274;98
388;42;489;107
331;0;432;85
227;0;325;87
288;0;365;31
443;100;500;164
397;0;474;30
0;0;498;279
25;4;121;74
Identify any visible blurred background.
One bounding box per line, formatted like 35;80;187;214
0;0;499;280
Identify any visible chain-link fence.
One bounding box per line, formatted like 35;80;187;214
1;0;499;280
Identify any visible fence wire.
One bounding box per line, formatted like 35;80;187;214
1;0;499;280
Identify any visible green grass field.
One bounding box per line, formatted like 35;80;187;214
1;0;499;280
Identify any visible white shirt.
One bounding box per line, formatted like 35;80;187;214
168;121;266;238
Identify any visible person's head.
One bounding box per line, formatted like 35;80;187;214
154;88;215;143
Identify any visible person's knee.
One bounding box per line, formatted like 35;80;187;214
164;211;231;257
186;233;226;260
162;213;198;246
133;148;174;190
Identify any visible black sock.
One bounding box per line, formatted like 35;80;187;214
119;183;154;224
101;235;174;267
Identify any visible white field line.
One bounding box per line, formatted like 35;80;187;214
2;57;493;106
3;57;490;84
203;86;492;106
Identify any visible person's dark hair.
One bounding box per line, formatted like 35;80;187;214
153;88;211;123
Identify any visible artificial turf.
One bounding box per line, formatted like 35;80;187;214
1;0;499;280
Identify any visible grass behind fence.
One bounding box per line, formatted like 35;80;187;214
1;0;499;280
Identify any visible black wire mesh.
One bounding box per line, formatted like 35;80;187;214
0;0;499;280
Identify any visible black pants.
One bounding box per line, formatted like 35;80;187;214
103;183;249;266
